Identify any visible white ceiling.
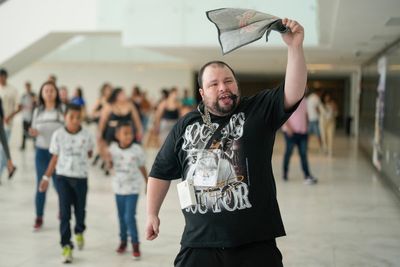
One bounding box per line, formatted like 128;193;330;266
41;0;400;75
119;0;319;47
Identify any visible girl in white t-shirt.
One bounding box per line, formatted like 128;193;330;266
105;120;148;260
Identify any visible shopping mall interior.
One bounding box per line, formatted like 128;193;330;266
0;0;400;266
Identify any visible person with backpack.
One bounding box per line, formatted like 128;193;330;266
29;81;64;231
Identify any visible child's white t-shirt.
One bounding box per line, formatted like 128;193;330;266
109;142;145;195
49;127;94;178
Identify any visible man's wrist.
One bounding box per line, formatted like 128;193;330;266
288;44;304;51
42;175;50;182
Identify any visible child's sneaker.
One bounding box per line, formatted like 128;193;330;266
33;217;43;231
132;243;141;260
62;245;73;263
76;233;84;250
116;241;127;254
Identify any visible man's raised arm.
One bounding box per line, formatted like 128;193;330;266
281;18;307;110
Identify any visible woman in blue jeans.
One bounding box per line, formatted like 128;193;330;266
29;81;64;230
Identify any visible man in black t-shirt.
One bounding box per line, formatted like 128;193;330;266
146;18;307;267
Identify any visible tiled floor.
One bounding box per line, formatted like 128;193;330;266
1;127;400;267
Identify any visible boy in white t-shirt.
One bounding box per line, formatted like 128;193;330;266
39;104;94;263
105;121;147;260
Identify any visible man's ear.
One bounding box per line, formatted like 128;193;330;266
199;88;204;99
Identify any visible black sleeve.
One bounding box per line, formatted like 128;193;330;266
253;83;302;131
149;123;182;180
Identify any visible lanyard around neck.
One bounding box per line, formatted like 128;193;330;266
197;104;215;133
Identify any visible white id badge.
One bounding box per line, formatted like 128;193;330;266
192;150;221;187
177;180;197;209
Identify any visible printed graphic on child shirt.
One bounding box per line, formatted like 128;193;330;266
50;128;94;178
109;143;145;195
182;112;252;214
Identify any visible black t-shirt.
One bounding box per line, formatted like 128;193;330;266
150;84;300;248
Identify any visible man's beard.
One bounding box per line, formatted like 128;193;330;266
209;94;239;116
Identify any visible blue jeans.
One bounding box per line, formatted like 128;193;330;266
0;128;10;177
115;194;139;243
58;175;88;247
35;147;59;217
308;120;320;137
283;133;311;179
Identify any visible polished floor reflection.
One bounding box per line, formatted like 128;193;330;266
1;130;400;267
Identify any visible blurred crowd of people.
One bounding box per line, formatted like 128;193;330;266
0;67;197;262
0;69;199;182
0;70;198;173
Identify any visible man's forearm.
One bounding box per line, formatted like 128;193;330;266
146;177;171;216
284;45;307;109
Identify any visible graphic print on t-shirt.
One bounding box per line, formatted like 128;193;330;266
50;128;94;178
109;143;145;195
182;112;252;214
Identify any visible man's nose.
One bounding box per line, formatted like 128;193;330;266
218;83;228;93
